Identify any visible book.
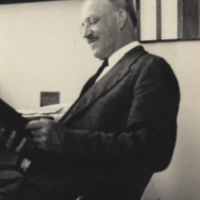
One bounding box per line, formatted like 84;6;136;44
0;98;30;147
0;99;71;149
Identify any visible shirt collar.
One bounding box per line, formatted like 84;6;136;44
95;41;141;83
108;41;140;68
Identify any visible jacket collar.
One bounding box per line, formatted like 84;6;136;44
60;46;146;124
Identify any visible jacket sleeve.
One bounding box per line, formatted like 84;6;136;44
60;57;180;171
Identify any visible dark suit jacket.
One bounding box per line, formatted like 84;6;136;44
51;46;179;199
6;46;179;200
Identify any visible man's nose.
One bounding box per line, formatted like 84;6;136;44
82;25;93;38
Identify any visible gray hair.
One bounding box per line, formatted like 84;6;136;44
108;0;137;27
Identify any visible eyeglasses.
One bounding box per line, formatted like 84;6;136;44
79;17;99;35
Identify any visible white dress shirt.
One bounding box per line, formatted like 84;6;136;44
96;41;141;83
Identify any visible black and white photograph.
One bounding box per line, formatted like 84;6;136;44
0;0;199;199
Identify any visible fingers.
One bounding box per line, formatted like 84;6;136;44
27;119;55;138
26;120;44;130
25;119;62;151
30;128;60;151
25;119;52;130
5;130;27;153
15;137;27;153
6;131;17;148
31;130;51;145
0;128;5;144
32;136;46;146
31;129;44;137
0;128;5;139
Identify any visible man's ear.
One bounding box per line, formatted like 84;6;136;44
117;9;128;29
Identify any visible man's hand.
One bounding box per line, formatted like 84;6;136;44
0;118;66;155
0;128;28;154
6;131;28;153
26;119;66;154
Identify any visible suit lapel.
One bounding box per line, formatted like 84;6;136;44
60;46;146;124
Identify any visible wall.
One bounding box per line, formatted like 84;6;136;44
141;41;200;200
0;0;100;109
0;1;200;199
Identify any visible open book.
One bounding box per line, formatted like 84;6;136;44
17;103;71;122
0;98;29;133
0;99;71;147
0;98;30;147
0;98;72;146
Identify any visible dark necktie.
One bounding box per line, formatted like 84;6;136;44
59;59;108;124
79;59;108;97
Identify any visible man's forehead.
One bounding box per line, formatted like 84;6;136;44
81;0;114;20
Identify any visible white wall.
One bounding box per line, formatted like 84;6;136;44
0;1;200;199
141;41;200;200
0;0;100;109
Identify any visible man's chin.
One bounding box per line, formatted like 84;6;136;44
92;49;105;60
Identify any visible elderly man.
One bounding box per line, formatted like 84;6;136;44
0;0;180;200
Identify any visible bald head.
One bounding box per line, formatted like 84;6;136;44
107;0;137;27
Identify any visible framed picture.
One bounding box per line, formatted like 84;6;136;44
136;0;200;42
40;92;60;107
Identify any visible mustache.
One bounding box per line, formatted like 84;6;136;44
86;36;99;44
